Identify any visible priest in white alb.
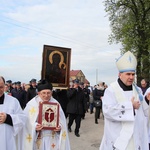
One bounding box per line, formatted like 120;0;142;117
100;51;150;150
0;76;26;150
144;87;150;149
22;79;70;150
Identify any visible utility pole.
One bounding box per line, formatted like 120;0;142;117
96;69;98;84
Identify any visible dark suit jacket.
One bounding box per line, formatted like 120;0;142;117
66;86;86;115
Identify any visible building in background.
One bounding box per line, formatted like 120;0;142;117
69;70;90;85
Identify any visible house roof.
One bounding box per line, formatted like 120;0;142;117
70;70;90;84
84;78;90;84
70;70;81;76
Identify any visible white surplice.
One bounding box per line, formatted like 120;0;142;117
22;96;70;150
0;94;26;150
100;81;149;150
144;87;150;144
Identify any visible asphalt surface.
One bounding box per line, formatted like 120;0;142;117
67;110;104;150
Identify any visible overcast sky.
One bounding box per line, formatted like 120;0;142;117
0;0;121;86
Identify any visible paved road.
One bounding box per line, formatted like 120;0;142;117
67;111;104;150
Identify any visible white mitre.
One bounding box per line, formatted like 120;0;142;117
116;51;137;72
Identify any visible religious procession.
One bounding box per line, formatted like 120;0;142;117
1;0;150;149
1;49;150;150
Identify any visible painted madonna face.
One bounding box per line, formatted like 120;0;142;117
38;89;53;101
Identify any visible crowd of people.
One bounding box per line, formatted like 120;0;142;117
4;76;107;135
1;77;70;150
1;51;150;150
2;74;108;149
4;79;38;109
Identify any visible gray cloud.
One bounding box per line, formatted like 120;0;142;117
0;0;121;86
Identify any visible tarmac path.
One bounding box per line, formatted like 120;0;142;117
68;111;104;150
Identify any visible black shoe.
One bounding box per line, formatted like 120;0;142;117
95;119;98;124
75;133;80;137
68;128;72;132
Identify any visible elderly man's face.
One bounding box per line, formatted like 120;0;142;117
119;72;135;86
38;89;52;101
0;79;5;97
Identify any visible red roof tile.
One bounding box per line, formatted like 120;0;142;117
85;78;90;84
70;70;81;76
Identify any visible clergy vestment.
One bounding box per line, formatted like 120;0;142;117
144;87;150;145
22;96;70;150
100;81;149;150
0;94;26;150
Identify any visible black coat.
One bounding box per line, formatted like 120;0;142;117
66;86;86;115
93;88;105;100
83;88;90;102
52;89;69;118
26;86;37;103
11;88;26;109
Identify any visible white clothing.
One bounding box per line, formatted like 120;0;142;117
0;94;26;150
22;96;70;150
100;81;149;150
144;87;150;143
